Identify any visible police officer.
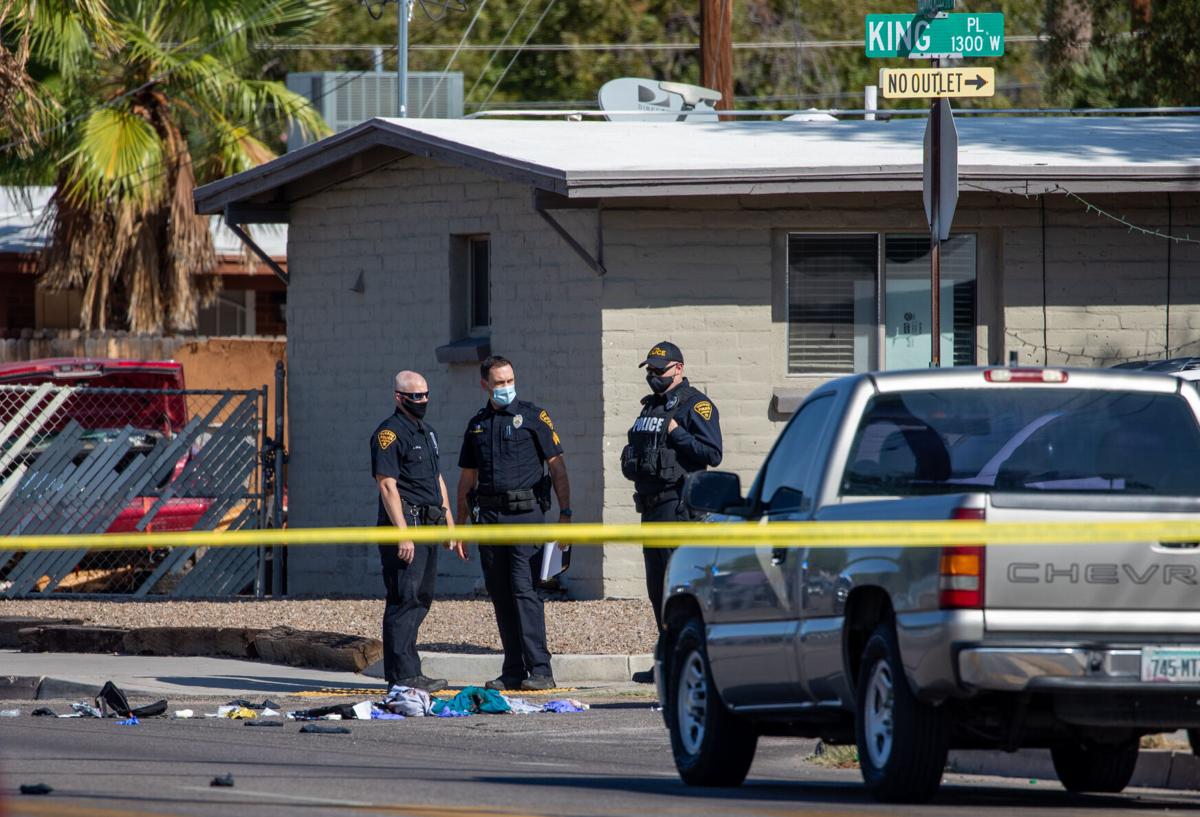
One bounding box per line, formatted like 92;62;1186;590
371;370;467;694
622;342;722;682
456;355;572;692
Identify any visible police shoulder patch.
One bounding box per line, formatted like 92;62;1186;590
538;409;554;429
693;401;714;421
552;431;561;446
377;429;398;450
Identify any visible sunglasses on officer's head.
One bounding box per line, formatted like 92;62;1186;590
395;390;430;401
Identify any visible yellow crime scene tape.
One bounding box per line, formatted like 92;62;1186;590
7;518;1200;551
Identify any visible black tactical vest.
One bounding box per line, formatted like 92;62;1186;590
622;385;700;495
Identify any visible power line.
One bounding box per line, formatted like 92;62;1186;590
257;34;1049;52
463;0;538;104
477;0;560;110
418;0;489;116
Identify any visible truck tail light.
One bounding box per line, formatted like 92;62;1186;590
940;507;985;609
985;368;1068;383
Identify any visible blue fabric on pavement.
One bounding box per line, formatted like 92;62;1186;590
542;700;584;713
433;687;511;716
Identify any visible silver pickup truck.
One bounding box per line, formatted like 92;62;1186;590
658;367;1200;802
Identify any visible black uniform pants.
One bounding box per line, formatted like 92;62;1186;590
478;506;552;680
378;530;439;684
641;495;688;631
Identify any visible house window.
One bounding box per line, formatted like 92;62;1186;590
787;233;976;374
469;236;490;331
450;234;490;339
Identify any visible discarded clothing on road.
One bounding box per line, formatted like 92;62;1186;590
299;723;351;734
226;698;280;710
287;703;358;721
542;700;588;714
431;687;511;717
95;681;168;719
383;685;434;717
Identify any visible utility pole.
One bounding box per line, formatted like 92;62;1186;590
397;0;413;117
700;0;734;111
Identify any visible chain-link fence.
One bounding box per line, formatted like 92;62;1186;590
0;384;268;597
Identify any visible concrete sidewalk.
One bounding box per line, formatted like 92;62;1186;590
0;649;651;699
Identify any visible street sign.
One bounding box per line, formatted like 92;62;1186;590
865;13;1005;58
923;99;957;242
879;66;995;99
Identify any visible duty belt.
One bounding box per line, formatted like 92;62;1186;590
634;488;680;513
404;502;447;524
475;488;536;511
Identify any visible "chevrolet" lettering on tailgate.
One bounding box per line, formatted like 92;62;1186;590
1007;563;1198;585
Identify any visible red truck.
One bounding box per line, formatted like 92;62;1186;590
0;358;210;533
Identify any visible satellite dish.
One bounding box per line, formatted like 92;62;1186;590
598;78;721;122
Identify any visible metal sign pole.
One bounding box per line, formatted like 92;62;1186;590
929;69;941;368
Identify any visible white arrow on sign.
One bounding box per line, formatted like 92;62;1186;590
923;98;958;241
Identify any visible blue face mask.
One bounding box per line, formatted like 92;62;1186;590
492;385;516;407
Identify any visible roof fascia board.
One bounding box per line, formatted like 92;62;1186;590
282;144;407;204
196;119;572;216
562;168;1200;198
195;123;396;214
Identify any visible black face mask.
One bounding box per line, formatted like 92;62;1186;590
402;398;429;419
646;373;674;395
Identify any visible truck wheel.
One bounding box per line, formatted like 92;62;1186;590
666;618;757;787
855;623;949;803
1188;729;1200;757
1050;738;1138;793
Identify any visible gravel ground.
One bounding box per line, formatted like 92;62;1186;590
0;597;659;655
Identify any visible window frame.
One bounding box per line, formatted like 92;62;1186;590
784;230;978;377
449;233;492;342
467;235;490;334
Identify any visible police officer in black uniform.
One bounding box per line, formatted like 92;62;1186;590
622;342;722;682
456;355;572;692
370;370;466;694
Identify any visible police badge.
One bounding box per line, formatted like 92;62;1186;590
512;414;523;429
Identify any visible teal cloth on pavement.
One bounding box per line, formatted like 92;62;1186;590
431;686;511;716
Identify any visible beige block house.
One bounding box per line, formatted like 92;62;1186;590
195;117;1200;599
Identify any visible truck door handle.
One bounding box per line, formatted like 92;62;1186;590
771;547;787;565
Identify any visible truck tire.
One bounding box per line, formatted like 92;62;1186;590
1050;738;1138;793
1188;728;1200;757
855;623;949;803
665;618;757;787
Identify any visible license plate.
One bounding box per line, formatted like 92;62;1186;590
1142;647;1200;683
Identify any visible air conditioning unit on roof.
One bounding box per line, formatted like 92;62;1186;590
285;71;465;152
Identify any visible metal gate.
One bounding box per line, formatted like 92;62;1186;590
0;384;271;598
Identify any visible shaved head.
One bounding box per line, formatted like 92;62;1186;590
393;370;427;393
393;371;430;417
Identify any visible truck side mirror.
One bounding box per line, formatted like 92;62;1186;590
683;471;745;515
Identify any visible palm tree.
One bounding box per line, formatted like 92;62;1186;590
10;0;332;333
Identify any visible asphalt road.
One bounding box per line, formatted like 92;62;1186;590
3;700;1200;817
